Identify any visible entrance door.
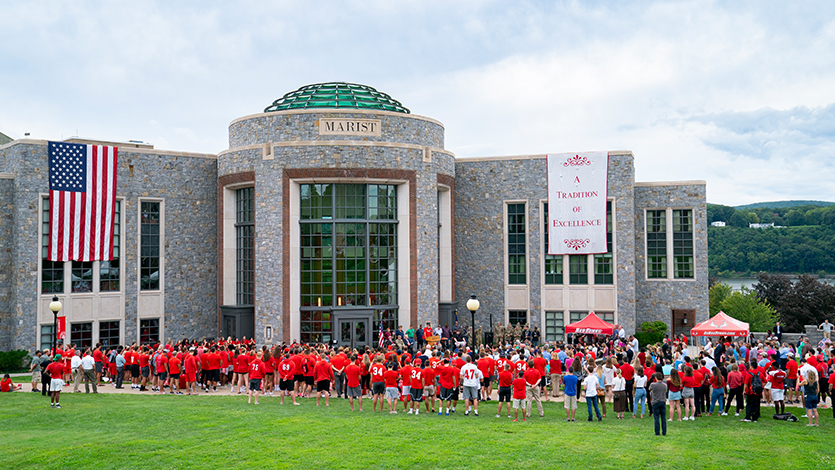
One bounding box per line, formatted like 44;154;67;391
337;316;371;350
223;315;237;340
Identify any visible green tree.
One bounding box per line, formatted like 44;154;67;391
709;282;733;316
720;286;778;332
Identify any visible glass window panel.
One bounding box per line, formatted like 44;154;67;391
139;319;160;344
41;197;64;294
507;203;526;285
673;209;694;279
646;210;667;279
569;255;588;284
140;201;161;290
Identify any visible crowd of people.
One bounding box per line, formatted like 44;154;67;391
18;325;834;433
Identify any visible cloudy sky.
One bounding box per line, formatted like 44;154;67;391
2;1;833;205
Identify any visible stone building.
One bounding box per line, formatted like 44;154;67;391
0;82;707;352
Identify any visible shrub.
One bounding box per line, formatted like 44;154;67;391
634;321;667;347
0;350;31;373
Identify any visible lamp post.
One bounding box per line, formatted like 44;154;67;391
48;295;62;356
466;295;479;346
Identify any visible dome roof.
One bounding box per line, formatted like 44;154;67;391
264;82;410;114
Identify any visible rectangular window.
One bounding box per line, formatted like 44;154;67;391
236;187;255;305
71;261;94;293
597;311;615;324
594;201;614;284
70;322;93;348
41;197;64;294
646;209;667;279
544;311;564;342
507;203;526;285
543;202;563;284
140;201;161;290
569;255;588;284
569;311;586;323
300;184;398;310
300;310;332;344
673;209;694;279
139;319;159;344
372;309;398;344
508;310;528;326
100;200;121;292
40;325;55;351
99;321;120;347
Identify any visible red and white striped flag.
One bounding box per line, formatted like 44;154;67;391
47;141;118;262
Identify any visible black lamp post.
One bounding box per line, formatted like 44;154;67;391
48;295;62;355
466;295;479;346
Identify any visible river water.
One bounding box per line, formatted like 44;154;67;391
716;277;835;290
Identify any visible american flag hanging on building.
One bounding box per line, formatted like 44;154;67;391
47;141;118;262
378;320;384;348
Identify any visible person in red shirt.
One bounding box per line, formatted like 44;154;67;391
46;355;65;408
478;353;494;402
514;358;528;378
384;363;401;413
155;349;169;394
1;373;21;392
278;353;299;406
399;360;413;412
344;355;362;411
138;347;151;392
785;353;799;404
184;349;199;395
247;352;265;405
234;347;251;394
314;353;334;407
532;352;548;399
168;354;182;395
437;358;457;416
370;356;387;412
92;345;104;386
743;360;765;422
619;360;635;412
331;352;346;399
422;364;437;414
303;352;317;398
511;375;527;422
205;347;223;393
496;363;513;418
524;360;544;418
408;359;425;414
768;363;786;415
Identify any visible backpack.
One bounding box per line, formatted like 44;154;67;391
750;372;763;395
772;412;798;422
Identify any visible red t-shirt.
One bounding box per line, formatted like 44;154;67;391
478;357;495;378
46;361;64;378
155;354;168;374
206;353;221;371
345;364;361;388
410;367;423;389
523;368;541;387
314;361;332;383
370;363;386;383
620;363;634;381
514;360;528;377
533;357;547;376
184;355;198;374
279;359;295;380
438;365;455;389
786;360;798;380
291;355;304;376
169;357;181;375
249;359;264;380
549;358;562;375
138;353;150;368
453;357;466;370
1;378;13;392
400;365;413;386
235;355;251;374
384;370;399;387
498;370;513;388
429;357;442;371
512;378;527;400
331;356;345;372
93;350;103;363
770;369;786;390
422;367;436;387
681;375;697;388
304;356;316;377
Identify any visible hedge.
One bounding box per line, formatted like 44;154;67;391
634;321;667;348
0;350;31;373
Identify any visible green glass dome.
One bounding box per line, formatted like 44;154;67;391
264;82;410;114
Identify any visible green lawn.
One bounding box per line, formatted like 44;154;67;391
0;392;832;469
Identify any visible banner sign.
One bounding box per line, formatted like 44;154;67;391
57;316;66;340
546;151;609;255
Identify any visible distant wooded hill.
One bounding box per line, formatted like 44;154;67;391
708;202;835;276
733;200;835;210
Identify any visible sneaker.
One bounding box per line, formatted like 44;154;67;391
50;403;54;408
523;418;526;422
734;413;739;416
438;411;442;416
496;414;501;418
513;419;518;422
55;404;61;409
408;410;413;414
465;411;469;416
667;418;672;422
741;419;751;422
445;411;449;416
474;411;479;416
721;412;728;416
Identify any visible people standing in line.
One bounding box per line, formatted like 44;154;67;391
649;372;668;436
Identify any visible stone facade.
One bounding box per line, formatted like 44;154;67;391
0;140;217;351
0;177;13;348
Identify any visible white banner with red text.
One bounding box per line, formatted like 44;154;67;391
546;151;609;255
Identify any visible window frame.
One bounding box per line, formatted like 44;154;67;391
139;199;163;291
235;187;255;305
505;201;528;285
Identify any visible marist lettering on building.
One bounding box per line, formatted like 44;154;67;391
319;118;382;137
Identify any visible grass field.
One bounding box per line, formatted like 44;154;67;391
1;392;832;469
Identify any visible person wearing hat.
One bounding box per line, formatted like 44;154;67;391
45;354;66;408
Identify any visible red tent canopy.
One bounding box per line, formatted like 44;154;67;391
564;311;615;336
690;311;749;337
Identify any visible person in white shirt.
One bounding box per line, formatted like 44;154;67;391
618;327;626;340
460;356;484;416
630;336;639;354
798;358;818;382
582;366;602;421
611;369;627;419
80;349;97;394
71;351;83;393
633;367;648;418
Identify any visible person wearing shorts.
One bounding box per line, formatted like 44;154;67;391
248;352;265;405
422;365;437;413
384;364;401;413
496;363;513;418
511;376;527;422
460;355;483;416
409;362;424;414
345;355;362;411
46;355;65;408
562;372;579;421
314;352;333;407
